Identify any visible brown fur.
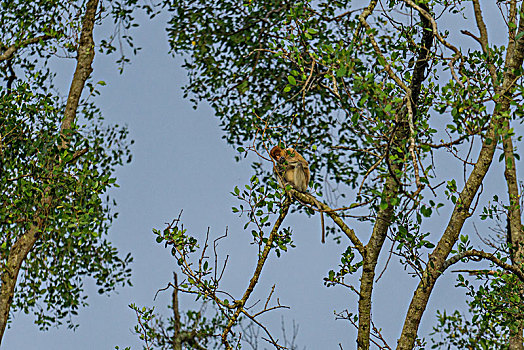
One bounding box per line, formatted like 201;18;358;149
270;146;310;192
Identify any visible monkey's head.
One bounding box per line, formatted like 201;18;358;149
270;146;285;163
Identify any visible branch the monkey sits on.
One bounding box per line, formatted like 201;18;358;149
270;145;326;243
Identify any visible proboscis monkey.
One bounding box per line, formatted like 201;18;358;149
270;146;310;192
270;145;326;243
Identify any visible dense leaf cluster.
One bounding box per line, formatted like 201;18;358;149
0;82;133;328
0;0;141;331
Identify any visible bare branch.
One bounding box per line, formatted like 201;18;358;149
220;197;291;348
443;249;524;282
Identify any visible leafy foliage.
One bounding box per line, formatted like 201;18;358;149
431;270;524;350
129;302;227;350
165;0;426;195
0;0;147;331
0;82;133;328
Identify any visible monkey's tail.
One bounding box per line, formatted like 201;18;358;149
320;210;326;244
294;193;326;244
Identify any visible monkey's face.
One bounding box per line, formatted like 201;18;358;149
270;146;285;163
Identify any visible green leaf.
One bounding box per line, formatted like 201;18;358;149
336;66;347;77
424;242;435;249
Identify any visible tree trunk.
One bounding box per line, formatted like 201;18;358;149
503;113;524;350
356;9;433;347
357;174;399;349
0;225;41;342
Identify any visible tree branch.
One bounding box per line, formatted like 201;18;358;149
471;0;498;82
0;34;55;62
443;249;524;282
220;197;291;349
290;190;365;255
60;0;99;136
